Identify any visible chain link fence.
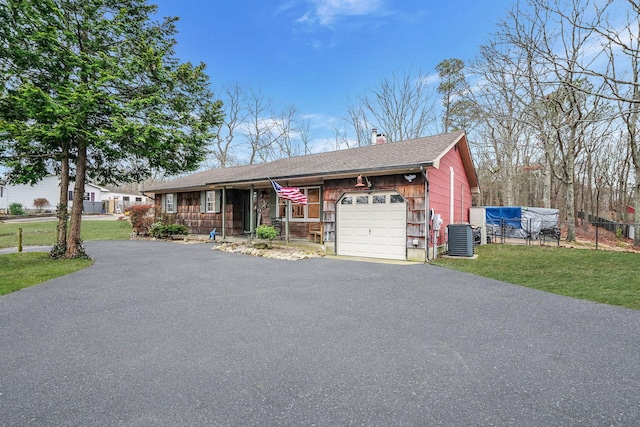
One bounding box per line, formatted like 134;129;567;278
473;218;635;250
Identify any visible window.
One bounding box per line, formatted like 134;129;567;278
0;186;3;198
356;195;369;204
206;191;216;212
373;195;386;204
135;197;142;202
68;190;73;201
341;196;353;205
277;186;320;221
307;188;320;219
390;194;404;204
165;193;175;213
200;190;220;213
123;196;130;202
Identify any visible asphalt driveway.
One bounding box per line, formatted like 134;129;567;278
1;240;639;426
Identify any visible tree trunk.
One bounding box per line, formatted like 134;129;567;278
629;82;640;246
66;144;88;258
542;144;553;208
565;128;577;242
504;168;514;206
586;151;594;224
633;167;640;247
632;129;640;245
51;153;70;258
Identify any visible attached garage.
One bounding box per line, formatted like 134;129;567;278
336;191;407;260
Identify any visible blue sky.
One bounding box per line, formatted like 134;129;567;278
152;0;511;151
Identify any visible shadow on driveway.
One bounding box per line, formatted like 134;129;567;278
1;240;639;426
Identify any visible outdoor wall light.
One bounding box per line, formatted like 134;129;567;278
355;175;372;188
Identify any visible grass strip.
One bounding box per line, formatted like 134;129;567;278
431;244;640;310
0;252;92;295
0;219;132;248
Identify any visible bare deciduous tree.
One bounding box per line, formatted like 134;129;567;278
298;118;314;155
565;0;640;244
268;104;299;161
468;44;533;206
345;69;438;144
485;0;607;241
209;83;245;168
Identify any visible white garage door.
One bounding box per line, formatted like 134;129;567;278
337;191;407;260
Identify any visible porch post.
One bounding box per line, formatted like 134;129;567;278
222;187;227;239
285;200;290;244
249;185;255;237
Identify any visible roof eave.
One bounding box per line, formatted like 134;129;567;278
201;163;436;188
432;132;479;190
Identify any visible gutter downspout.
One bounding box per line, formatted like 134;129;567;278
421;166;429;262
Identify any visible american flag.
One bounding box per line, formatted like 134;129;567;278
271;180;307;204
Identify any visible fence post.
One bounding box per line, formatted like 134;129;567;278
595;221;598;251
18;227;23;253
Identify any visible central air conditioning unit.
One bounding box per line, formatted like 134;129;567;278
447;223;474;257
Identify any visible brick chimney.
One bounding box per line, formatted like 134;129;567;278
372;128;387;145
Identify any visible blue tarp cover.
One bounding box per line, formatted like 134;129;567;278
483;206;559;239
485;207;522;228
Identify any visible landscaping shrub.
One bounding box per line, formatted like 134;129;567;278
33;198;50;212
149;222;188;239
128;204;154;235
256;225;278;248
256;225;278;240
8;203;25;215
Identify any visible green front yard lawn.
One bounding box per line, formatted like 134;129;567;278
431;244;640;310
0;219;132;295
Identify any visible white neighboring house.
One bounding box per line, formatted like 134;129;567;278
100;191;149;214
0;175;107;214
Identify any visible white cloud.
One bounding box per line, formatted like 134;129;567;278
299;0;386;26
419;72;440;87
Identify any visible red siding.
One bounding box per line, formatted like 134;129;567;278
428;144;473;244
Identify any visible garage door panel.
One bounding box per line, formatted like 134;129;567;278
355;227;370;237
371;211;390;221
340;226;355;238
369;245;389;256
388;210;407;220
337;191;407;260
355;211;371;221
354;243;371;254
370;244;404;258
340;210;356;219
370;229;386;238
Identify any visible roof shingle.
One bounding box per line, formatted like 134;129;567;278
145;131;472;192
